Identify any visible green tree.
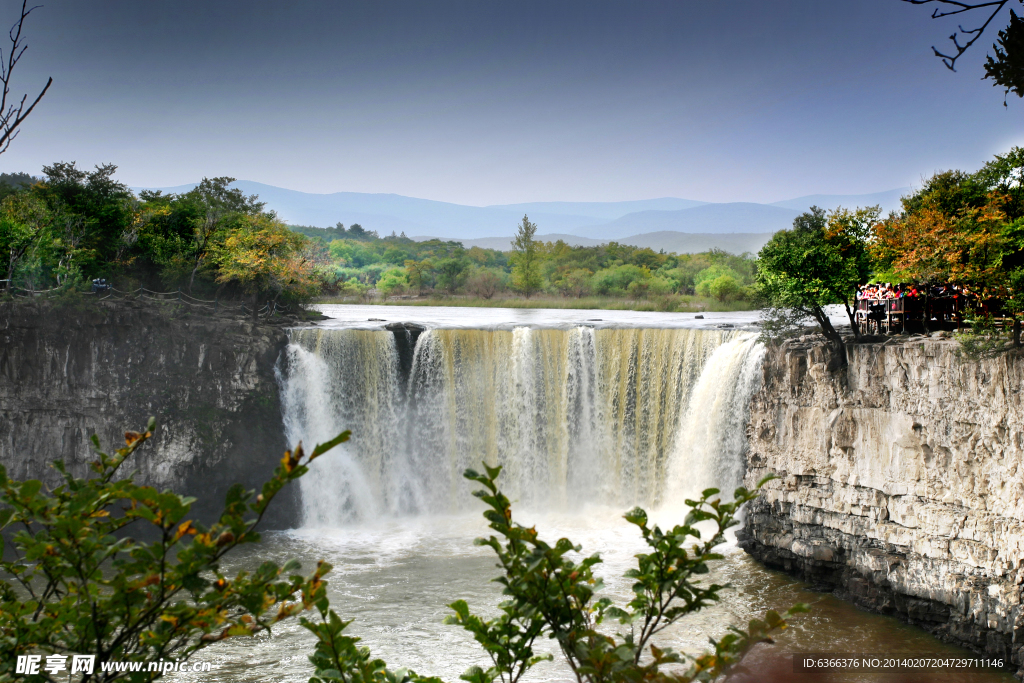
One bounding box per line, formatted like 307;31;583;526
0;193;49;291
557;268;594;298
181;177;264;293
756;205;878;365
376;267;409;297
510;215;542;298
907;0;1023;103
985;9;1024;101
435;256;469;295
0;421;350;683
706;274;742;302
35;163;135;280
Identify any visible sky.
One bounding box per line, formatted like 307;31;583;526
1;0;1022;206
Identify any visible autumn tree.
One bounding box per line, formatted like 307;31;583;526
511;215;542;298
215;214;321;320
872;170;1008;292
183;177;264;293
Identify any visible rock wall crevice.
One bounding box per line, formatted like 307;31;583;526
740;335;1024;670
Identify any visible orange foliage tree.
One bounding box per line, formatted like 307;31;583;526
214;214;323;319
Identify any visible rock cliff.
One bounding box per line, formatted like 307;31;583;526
740;334;1024;670
0;299;302;527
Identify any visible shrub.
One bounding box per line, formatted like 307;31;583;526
377;268;409;297
466;268;505;299
1;426;802;683
0;421;350;683
306;466;804;683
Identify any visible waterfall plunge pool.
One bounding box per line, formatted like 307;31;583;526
176;306;1013;683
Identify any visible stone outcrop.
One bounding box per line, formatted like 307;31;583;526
0;298;308;527
740;334;1024;671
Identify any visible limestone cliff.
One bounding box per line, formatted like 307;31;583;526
740;334;1024;670
0;299;301;527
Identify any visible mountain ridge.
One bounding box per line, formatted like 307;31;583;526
133;180;910;241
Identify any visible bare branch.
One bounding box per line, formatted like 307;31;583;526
903;0;1017;71
0;0;50;156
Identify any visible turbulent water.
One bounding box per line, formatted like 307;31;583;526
172;313;1011;683
280;326;764;525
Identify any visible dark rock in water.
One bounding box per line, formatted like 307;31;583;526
368;318;386;321
587;319;602;321
718;323;734;328
385;322;426;386
694;315;704;319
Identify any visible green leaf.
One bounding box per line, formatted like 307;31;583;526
310;430;351;460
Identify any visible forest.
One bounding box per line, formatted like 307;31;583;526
3;146;1022;318
0;164;757;313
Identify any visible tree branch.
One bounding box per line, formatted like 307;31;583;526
903;0;1017;70
0;0;50;155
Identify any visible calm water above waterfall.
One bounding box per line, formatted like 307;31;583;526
175;307;1012;683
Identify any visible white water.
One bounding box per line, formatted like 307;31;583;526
280;326;765;526
172;311;1011;683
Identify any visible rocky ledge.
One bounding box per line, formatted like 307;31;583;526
739;333;1024;672
0;298;316;527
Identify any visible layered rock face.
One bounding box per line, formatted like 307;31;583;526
740;335;1024;669
0;299;299;527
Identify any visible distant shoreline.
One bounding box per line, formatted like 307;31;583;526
314;293;756;313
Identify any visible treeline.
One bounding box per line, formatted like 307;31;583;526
301;222;756;303
0;164;326;314
0;163;761;312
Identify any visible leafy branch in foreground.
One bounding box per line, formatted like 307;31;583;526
305;465;805;683
0;419;350;683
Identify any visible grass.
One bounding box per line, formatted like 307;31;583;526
314;293;756;313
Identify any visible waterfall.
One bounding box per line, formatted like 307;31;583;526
280;326;765;527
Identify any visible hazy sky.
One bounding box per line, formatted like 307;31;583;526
2;0;1021;205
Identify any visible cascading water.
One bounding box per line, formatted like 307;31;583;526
280;325;765;527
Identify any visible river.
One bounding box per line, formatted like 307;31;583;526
173;305;1012;683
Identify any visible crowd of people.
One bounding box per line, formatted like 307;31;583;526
855;282;974;300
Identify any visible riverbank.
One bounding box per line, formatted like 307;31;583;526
740;333;1024;675
315;292;756;313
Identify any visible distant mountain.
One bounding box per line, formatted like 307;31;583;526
770;188;910;215
618;231;773;255
431;234;605;250
134;181;909;241
135;181;603;238
437;231;772;255
487;198;707;221
574;203;801;240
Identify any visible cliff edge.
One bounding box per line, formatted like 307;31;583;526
740;334;1024;670
0;298;301;527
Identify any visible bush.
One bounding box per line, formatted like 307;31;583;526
377;268;409;297
555;268;593;298
466;267;505;299
307;467;804;683
1;424;802;683
704;274;743;302
0;421;350;683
